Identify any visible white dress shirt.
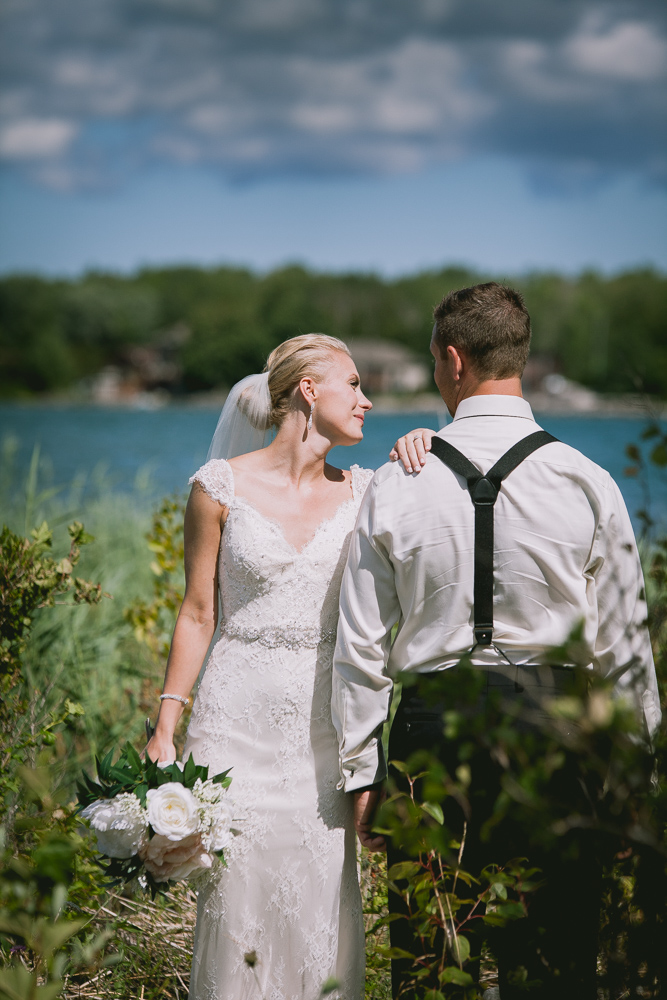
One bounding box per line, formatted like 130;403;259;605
332;395;661;792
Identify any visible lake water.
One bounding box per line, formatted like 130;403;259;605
1;403;665;530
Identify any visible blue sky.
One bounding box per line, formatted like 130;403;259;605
1;0;665;278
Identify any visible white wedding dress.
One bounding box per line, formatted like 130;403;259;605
183;459;372;1000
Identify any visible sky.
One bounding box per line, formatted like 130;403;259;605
0;0;665;278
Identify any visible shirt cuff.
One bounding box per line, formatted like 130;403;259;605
338;739;388;793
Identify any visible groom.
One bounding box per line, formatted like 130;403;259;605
331;282;660;998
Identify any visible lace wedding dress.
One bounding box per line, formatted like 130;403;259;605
183;459;373;1000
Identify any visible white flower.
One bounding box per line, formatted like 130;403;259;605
192;777;223;803
146;783;200;841
81;794;147;859
207;798;235;852
191;778;235;851
139;832;214;882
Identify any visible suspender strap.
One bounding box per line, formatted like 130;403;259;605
430;430;558;646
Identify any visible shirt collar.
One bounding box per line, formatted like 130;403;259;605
452;394;536;422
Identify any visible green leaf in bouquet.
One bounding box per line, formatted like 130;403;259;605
98;855;144;890
183;753;197;787
97;748;115;783
171;762;187;785
212;767;233;786
134;783;149;807
155;762;181;784
76;770;104;808
121;741;144;775
143;756;160;787
108;764;138;787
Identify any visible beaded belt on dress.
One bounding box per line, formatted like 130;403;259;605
223;621;338;649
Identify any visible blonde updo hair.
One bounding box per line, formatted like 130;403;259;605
239;334;351;430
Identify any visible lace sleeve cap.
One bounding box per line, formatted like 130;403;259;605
350;465;374;500
189;459;235;507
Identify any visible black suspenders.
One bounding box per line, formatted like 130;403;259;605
430;430;558;648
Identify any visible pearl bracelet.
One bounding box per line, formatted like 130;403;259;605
160;693;190;706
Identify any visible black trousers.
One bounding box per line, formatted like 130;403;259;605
387;671;602;1000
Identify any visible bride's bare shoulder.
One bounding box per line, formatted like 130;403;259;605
227;449;269;487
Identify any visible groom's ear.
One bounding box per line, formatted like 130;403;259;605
446;344;466;381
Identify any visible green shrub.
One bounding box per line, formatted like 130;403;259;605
0;519;111;999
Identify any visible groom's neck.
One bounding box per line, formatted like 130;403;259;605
447;375;523;416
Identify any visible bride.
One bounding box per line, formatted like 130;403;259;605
146;334;429;999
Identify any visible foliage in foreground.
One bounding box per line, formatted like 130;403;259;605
0;520;111;1000
124;495;185;664
375;662;665;997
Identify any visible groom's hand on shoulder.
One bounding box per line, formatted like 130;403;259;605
353;787;386;851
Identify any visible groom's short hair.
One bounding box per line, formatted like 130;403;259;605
433;282;531;380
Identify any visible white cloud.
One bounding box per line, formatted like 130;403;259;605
566;17;667;81
291;104;357;133
0;1;664;189
287;40;490;140
0;117;78;159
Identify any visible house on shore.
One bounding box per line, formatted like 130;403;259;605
347;339;430;394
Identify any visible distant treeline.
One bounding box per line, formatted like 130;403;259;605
1;264;666;397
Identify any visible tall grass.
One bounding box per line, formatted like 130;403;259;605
0;438;172;782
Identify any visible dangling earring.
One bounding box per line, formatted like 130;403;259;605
307;402;314;431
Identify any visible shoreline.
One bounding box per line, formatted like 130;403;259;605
2;391;665;421
366;391;667;419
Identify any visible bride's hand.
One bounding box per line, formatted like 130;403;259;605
390;428;436;474
145;733;177;765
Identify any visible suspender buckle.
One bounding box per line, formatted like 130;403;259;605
471;477;498;505
474;626;493;645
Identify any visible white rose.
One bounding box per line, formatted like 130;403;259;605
139;832;214;882
81;794;147;859
146;784;200;841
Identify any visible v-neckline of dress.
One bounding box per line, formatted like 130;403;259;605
226;464;357;557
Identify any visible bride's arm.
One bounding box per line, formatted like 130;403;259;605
146;483;224;764
389;427;437;473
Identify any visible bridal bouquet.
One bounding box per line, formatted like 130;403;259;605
77;743;233;894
